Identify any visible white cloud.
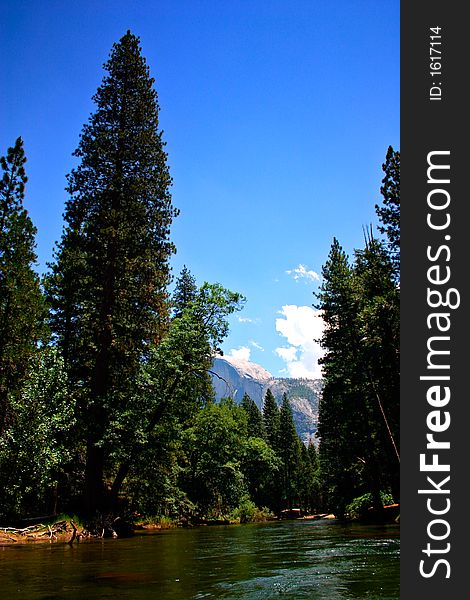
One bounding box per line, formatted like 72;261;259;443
228;346;251;361
275;346;298;362
286;264;320;283
238;316;260;324
249;340;265;352
275;305;324;379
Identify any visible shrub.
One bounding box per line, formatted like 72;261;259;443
345;491;394;519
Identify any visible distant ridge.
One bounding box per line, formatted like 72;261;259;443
210;355;322;445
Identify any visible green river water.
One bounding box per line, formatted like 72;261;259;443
0;520;399;599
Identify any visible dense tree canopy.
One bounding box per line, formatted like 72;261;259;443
0;138;47;434
315;148;400;517
0;348;75;521
278;394;302;510
46;31;179;514
0;30;395;529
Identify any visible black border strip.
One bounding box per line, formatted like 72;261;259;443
401;2;467;595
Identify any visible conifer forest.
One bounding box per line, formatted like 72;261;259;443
0;32;400;533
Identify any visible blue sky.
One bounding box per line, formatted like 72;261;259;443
1;0;399;378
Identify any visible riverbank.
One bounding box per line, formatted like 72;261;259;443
1;507;398;547
0;519;89;545
0;512;332;546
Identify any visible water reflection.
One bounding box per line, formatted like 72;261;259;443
0;520;399;599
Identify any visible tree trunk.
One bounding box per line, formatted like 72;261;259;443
110;461;130;511
84;442;105;514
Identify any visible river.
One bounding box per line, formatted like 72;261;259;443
0;519;399;599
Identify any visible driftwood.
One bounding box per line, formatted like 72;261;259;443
2;524;48;534
1;520;89;545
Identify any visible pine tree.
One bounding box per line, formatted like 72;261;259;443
315;238;364;516
278;394;302;510
46;31;178;514
261;389;283;512
307;440;319;471
375;146;400;278
315;233;400;516
173;265;197;318
297;443;320;514
0;138;46;433
240;393;265;439
262;389;280;449
354;234;400;502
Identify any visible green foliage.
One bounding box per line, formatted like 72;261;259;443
278;394;302;509
45;31;179;512
345;491;394;519
240;435;281;509
172;265;197;318
101;277;243;519
228;496;275;523
135;514;179;528
0;137;47;433
240;393;266;439
154;515;178;528
256;390;315;513
262;389;280;448
0;32;340;525
315;152;400;517
181;399;248;518
106;425;180;522
297;443;321;514
375;146;400;278
100;280;244;513
228;496;257;523
355;237;400;498
52;513;87;529
0;348;75;522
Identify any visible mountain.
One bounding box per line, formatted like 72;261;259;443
210;355;322;445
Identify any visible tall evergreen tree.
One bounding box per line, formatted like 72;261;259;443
241;393;265;439
307;440;319;470
46;32;178;513
262;389;280;449
173;265;197;318
0;138;46;433
278;394;302;510
354;234;400;501
375;146;400;278
261;389;283;512
315;232;400;516
297;443;320;514
315;238;365;516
